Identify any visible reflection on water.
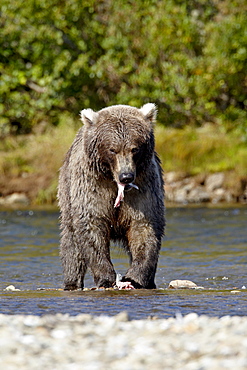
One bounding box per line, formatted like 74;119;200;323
0;207;247;318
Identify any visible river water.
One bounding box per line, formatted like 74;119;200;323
0;207;246;319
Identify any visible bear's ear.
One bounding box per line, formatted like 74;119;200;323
140;103;157;123
80;109;99;126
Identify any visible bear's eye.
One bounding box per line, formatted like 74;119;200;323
131;147;139;154
109;148;116;154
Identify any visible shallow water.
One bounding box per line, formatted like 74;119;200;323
0;207;246;319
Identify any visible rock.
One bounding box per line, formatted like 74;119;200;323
166;181;210;204
174;187;189;203
4;285;21;291
164;172;247;204
211;188;234;203
165;178;195;203
205;173;225;192
165;172;187;183
168;280;203;289
0;313;247;369
114;311;130;322
239;183;247;203
187;186;210;203
0;193;29;206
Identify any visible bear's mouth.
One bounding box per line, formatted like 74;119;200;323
114;182;139;208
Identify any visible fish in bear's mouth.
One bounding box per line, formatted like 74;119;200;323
114;182;139;208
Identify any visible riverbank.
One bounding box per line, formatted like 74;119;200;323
0;312;247;369
0;124;246;206
164;171;247;205
0;170;246;207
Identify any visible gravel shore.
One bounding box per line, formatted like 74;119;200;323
0;312;247;370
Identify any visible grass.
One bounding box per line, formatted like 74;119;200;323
0;120;246;204
0;115;78;204
155;124;247;178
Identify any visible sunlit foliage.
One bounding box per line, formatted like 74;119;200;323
0;0;246;135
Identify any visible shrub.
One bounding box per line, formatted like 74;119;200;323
0;0;246;135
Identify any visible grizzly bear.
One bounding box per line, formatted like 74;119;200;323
58;103;165;290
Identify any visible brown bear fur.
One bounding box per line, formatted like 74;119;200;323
58;104;165;290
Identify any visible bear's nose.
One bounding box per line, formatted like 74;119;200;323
119;172;135;184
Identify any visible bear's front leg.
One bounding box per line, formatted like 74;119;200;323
75;220;116;289
60;219;116;290
60;225;88;290
122;221;161;289
89;242;116;288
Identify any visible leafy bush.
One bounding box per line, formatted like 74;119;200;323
0;0;246;135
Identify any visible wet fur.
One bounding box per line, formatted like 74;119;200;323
58;104;165;290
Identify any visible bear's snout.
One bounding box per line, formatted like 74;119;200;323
119;172;135;184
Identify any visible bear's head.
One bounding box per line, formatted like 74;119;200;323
80;104;157;190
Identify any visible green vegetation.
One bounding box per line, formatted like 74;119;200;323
156;124;247;176
1;0;246;135
0;0;246;203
